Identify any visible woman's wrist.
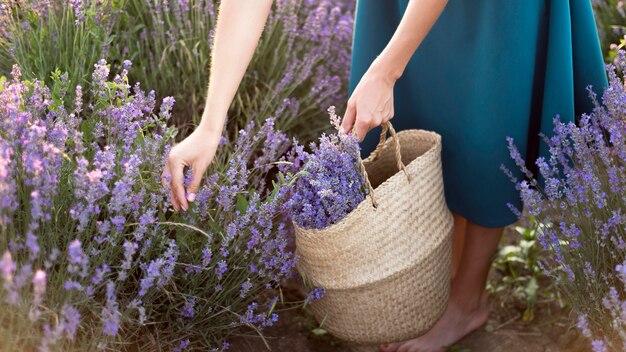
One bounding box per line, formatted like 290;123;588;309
370;54;404;83
197;111;226;140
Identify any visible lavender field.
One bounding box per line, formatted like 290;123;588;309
2;0;626;351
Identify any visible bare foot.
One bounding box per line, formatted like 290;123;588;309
379;293;489;352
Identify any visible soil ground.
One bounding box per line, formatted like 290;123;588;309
230;228;591;352
229;278;589;352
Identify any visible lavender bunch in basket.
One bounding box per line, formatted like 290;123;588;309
287;107;367;230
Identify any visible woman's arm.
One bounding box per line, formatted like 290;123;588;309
341;0;448;140
163;0;273;212
198;0;273;134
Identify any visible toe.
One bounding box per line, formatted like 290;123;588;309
379;343;400;352
396;342;412;352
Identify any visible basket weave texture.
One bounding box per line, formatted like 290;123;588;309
295;124;454;344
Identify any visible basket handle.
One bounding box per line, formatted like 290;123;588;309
355;122;412;208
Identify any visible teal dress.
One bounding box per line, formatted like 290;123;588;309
350;0;608;228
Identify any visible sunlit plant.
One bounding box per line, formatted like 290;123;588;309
1;0;355;142
592;0;626;57
0;0;124;96
120;0;354;137
0;61;298;351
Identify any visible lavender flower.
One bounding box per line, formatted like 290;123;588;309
139;258;164;297
0;251;18;304
305;287;325;302
28;270;46;321
591;340;608;352
288;106;366;229
69;0;86;25
180;297;195;319
32;270;46;299
67;240;88;278
102;281;120;336
173;339;190;352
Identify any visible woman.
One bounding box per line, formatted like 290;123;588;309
162;1;608;351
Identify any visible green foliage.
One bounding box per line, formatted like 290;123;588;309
0;0;124;100
592;0;626;60
488;218;557;322
118;0;352;138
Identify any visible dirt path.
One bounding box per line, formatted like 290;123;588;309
230;225;591;352
229;278;590;352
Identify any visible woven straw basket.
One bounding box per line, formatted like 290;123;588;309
294;122;454;344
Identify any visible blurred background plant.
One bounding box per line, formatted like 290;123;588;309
120;0;354;139
0;0;354;142
0;0;124;99
592;0;626;57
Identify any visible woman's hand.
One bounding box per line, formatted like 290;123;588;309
341;59;397;141
342;0;448;142
162;128;219;211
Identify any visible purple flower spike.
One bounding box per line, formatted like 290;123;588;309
288;106;366;229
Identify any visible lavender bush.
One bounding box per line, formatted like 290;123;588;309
1;0;355;142
506;52;626;349
0;61;299;351
287;107;367;230
577;260;626;352
0;0;122;96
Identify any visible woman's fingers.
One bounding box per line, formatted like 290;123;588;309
162;129;218;211
163;159;179;211
160;165;171;189
344;98;392;141
161;163;181;210
341;101;357;134
171;162;188;211
165;154;188;211
354;115;371;141
186;164;206;203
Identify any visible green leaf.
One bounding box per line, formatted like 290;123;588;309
522;307;535;322
504;257;527;264
519;239;535;251
448;344;471;352
311;328;327;336
523;276;539;304
514;226;527;235
499;245;522;257
236;193;249;214
267;299;277;315
268;180;280;202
